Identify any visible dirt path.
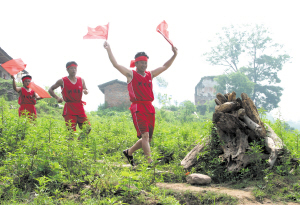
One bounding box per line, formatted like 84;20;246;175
156;183;299;205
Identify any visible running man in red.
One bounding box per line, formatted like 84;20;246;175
104;41;178;165
48;61;91;134
11;74;42;119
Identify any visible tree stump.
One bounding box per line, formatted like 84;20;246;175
182;91;283;173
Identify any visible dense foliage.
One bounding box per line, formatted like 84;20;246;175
0;98;299;204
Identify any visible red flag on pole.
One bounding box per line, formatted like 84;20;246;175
28;82;51;98
156;20;173;46
83;23;109;40
1;58;26;75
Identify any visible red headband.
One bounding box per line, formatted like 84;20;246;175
22;77;31;82
67;64;78;69
130;56;148;68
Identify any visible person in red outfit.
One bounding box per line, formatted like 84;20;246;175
104;41;178;165
11;74;42;119
48;61;91;133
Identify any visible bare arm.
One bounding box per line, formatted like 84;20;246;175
48;79;64;103
11;75;22;93
82;78;88;95
34;92;43;100
151;46;178;78
103;41;133;82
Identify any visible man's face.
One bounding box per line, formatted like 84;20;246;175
23;79;31;88
67;66;77;76
135;61;147;72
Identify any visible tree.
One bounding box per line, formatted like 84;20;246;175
204;25;290;111
215;71;255;98
154;77;170;107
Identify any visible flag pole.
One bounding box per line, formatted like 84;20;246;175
157;29;173;46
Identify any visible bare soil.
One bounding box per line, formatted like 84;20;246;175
156;183;299;205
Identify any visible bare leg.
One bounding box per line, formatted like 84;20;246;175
128;132;152;163
141;132;152;163
128;139;142;155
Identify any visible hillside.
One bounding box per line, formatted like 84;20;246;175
0;98;300;204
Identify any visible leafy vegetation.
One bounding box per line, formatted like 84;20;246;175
0;97;299;204
204;24;290;111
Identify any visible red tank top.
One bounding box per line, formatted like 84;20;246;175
128;70;155;113
18;87;36;105
61;76;85;116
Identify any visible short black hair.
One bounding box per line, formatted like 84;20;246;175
66;61;78;68
21;75;32;81
134;52;149;59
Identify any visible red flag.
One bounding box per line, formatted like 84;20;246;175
83;23;109;40
28;82;51;98
1;58;26;75
156;20;173;46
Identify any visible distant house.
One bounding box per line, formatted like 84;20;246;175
0;47;28;80
195;76;218;105
98;79;131;108
0;47;12;79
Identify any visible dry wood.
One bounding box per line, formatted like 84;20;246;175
214;98;222;105
228;91;236;102
183;91;284;173
238;109;265;138
241;92;266;137
224;93;229;100
216;93;227;104
231;91;236;101
215;102;239;113
218;129;251;172
181;140;208;169
265;124;283;150
213;112;246;134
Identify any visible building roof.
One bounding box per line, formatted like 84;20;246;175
98;79;127;94
0;47;13;64
0;47;28;74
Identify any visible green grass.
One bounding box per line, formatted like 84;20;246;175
0;97;300;204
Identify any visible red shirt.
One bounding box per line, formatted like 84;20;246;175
128;70;155;113
18;87;37;115
61;76;85;116
18;87;36;105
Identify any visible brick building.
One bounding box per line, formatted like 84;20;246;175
98;79;131;108
195;76;218;105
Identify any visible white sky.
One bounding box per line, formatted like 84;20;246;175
1;0;299;121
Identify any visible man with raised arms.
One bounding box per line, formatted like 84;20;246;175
48;61;91;134
11;74;42;119
103;41;178;166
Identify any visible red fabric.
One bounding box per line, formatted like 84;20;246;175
128;70;155;113
131;111;155;139
28;82;51;98
67;64;78;69
83;23;109;40
130;56;148;68
156;20;173;46
1;59;27;76
18;87;37;118
19;104;37;119
22;77;31;82
64;113;89;131
61;76;86;116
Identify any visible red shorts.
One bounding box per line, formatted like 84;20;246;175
131;111;155;139
19;104;37;120
64;114;89;131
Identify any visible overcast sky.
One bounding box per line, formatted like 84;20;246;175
1;0;299;121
